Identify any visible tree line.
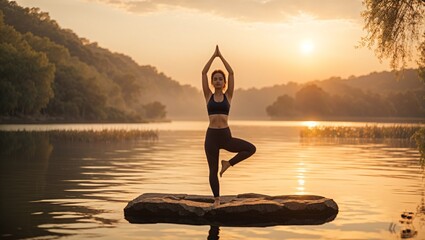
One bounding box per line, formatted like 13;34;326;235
1;0;424;122
0;1;167;122
266;84;425;119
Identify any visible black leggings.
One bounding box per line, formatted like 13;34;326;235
204;127;256;197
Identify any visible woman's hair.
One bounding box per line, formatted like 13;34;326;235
211;70;226;84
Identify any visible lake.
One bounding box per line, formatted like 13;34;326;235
0;120;424;239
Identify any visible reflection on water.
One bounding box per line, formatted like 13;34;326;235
208;225;220;240
0;121;424;239
0;133;54;239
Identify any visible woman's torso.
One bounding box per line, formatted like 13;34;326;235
207;93;231;129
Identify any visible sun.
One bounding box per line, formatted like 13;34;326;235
299;39;314;55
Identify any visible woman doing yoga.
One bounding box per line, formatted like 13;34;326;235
202;46;256;207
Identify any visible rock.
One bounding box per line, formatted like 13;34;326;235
124;193;339;227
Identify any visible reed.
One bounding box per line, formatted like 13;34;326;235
411;127;425;165
300;125;425;165
0;129;158;142
300;125;420;139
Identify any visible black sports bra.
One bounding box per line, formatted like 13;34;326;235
207;94;230;115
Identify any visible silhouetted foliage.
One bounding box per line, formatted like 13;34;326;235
0;12;55;115
360;0;425;163
0;0;185;122
295;85;332;117
420;35;425;82
1;1;423;122
233;70;424;119
411;127;425;164
266;84;425;119
360;0;425;73
143;101;166;120
266;94;295;117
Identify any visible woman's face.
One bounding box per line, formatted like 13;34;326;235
212;72;225;89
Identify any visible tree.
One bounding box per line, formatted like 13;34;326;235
0;11;55;115
360;0;425;75
387;90;425;117
143;101;166;120
266;94;296;118
295;84;332;118
360;1;425;162
419;35;425;80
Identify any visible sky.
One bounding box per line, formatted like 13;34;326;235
13;0;418;89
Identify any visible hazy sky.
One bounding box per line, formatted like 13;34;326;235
14;0;417;89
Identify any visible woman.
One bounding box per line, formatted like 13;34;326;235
202;45;256;207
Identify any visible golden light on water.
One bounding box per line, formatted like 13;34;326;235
297;179;305;186
302;121;318;128
296;162;306;194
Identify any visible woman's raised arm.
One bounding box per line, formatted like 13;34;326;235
202;47;218;100
217;47;234;99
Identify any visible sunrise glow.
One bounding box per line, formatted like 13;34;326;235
11;0;409;89
300;39;315;55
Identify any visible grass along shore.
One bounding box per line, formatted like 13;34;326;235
300;125;425;165
0;129;158;142
412;128;425;165
300;125;421;139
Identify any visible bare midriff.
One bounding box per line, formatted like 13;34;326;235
208;114;229;129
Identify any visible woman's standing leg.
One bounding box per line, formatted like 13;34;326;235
204;129;220;198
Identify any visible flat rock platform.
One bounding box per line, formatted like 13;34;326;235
124;193;339;227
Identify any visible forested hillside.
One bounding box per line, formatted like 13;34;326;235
233;69;425;119
1;0;423;122
0;0;203;122
266;83;425;120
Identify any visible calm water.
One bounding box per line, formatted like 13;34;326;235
0;121;424;240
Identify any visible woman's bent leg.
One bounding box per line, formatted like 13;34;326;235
223;138;256;166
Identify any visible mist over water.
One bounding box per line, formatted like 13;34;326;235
0;121;424;239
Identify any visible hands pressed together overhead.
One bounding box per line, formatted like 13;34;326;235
213;45;222;58
202;44;234;98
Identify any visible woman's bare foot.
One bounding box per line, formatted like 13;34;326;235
213;197;220;208
220;160;231;177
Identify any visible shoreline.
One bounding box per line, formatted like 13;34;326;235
267;116;425;123
0;117;172;125
1;117;423;125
